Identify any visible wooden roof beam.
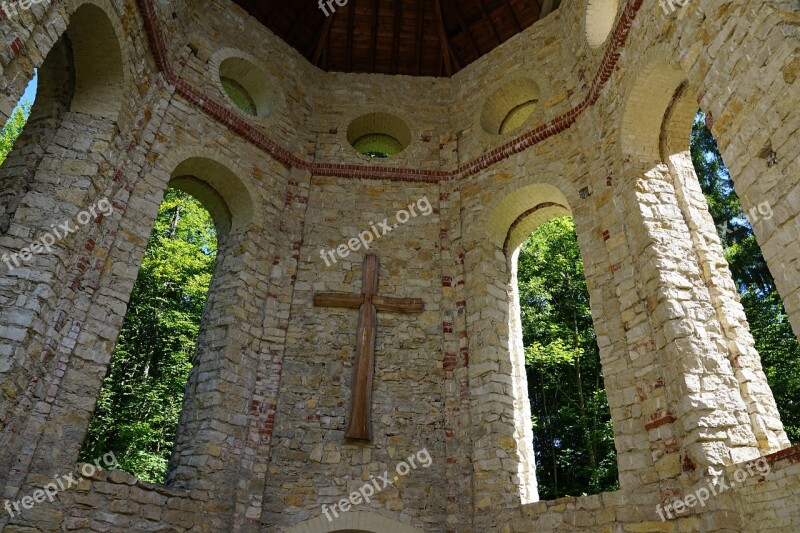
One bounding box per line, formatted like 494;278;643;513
310;11;335;65
346;0;356;71
413;0;425;76
286;1;318;44
448;0;481;58
447;40;462;71
263;0;286;26
391;0;402;73
370;0;380;72
433;0;453;77
476;0;502;45
502;0;523;31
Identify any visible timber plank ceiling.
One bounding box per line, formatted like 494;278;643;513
232;0;561;77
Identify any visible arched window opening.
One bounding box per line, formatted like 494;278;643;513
585;0;620;49
691;111;800;444
516;216;618;498
499;99;538;135
220;76;257;116
352;133;403;159
346;112;411;159
0;72;38;233
217;56;278;118
481;79;540;135
79;189;218;482
0;73;37;167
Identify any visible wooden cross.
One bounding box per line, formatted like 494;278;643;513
314;254;424;441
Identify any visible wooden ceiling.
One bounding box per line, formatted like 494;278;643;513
232;0;561;77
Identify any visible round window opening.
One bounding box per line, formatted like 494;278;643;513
347;113;411;159
218;57;277;117
352;133;404;159
585;0;620;49
481;79;540;135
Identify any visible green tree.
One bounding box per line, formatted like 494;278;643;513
517;114;799;504
518;217;618;499
80;189;217;482
691;111;800;443
0;102;31;166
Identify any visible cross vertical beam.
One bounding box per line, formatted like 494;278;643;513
314;254;424;441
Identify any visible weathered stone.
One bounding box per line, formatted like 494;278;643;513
0;0;797;531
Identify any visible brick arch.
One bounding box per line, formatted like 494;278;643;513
158;153;262;496
3;0;135;121
484;181;572;252
456;177;576;510
159;148;259;235
619;56;687;167
0;0;135;231
0;0;148;495
662;71;791;458
168;159;253;237
64;1;127;120
208;47;284;121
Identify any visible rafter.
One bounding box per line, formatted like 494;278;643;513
502;0;523;31
447;0;481;59
346;0;356;71
476;0;502;46
286;1;317;44
413;0;426;76
234;0;542;78
325;14;334;70
447;40;462;71
391;0;402;73
433;0;453;77
370;0;380;72
310;11;335;65
263;0;286;26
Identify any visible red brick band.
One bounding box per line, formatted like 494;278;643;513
134;0;644;182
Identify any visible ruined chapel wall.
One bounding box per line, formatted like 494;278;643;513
257;174;447;530
0;0;798;531
0;0;172;504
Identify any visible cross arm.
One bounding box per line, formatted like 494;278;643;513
313;293;365;309
372;297;424;314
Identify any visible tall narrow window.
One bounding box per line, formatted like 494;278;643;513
517;216;618;498
0;73;37;167
691;111;800;443
80;189;218;482
0;72;37;235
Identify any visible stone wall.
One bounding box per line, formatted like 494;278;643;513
0;0;797;531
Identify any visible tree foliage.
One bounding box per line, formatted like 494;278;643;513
0;102;31;166
518;217;618;499
691;111;800;443
517;112;800;500
80;189;217;482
